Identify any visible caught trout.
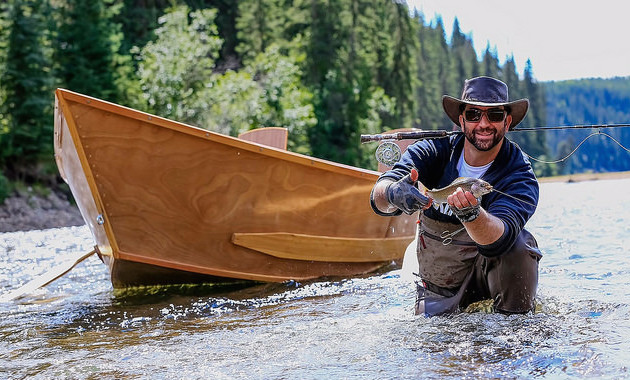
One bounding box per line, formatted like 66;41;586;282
426;177;493;204
425;177;536;207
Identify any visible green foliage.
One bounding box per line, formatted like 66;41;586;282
0;171;10;203
413;14;453;130
544;76;630;174
450;18;479;85
203;45;318;154
134;5;222;124
118;0;169;53
203;70;263;134
135;6;316;154
0;0;54;180
302;0;398;167
502;58;555;177
53;0;142;107
2;0;611;187
117;0;241;72
384;2;417;130
0;1;10;138
236;0;284;65
239;45;316;154
481;44;500;78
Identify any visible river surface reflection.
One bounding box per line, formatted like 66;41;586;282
1;178;630;379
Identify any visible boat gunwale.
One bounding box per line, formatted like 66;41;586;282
55;88;381;181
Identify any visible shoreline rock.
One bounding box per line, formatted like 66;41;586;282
0;190;85;233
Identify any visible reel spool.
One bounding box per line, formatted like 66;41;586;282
374;141;402;167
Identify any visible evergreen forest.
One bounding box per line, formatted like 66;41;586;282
0;0;628;204
542;77;630;174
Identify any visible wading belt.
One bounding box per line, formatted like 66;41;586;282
419;217;477;247
420;229;477;246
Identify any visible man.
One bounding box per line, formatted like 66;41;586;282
370;76;542;316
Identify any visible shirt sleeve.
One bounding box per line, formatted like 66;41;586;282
477;169;539;257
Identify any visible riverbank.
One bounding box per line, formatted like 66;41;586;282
0;189;84;233
538;170;630;183
2;170;629;233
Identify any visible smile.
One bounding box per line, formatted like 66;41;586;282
475;129;495;136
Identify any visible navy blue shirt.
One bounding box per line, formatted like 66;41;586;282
373;134;539;257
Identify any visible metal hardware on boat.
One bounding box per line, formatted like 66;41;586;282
96;214;104;225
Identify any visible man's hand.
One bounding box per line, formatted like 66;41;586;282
385;169;431;215
447;187;481;223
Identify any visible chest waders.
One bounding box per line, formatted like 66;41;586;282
415;215;542;317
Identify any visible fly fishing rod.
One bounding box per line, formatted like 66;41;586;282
360;123;630;166
360;129;460;143
360;123;630;143
512;123;630;132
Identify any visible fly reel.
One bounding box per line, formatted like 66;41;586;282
374;141;402;167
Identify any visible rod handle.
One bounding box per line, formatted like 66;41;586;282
360;130;450;143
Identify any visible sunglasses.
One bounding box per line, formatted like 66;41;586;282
463;108;506;123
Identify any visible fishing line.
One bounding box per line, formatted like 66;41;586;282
522;131;630;164
490;188;537;207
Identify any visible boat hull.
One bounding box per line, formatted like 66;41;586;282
53;89;416;287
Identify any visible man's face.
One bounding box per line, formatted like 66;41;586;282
459;106;511;151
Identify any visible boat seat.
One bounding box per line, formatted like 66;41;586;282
238;127;288;150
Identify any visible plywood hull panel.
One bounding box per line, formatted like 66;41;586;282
53;89;416;288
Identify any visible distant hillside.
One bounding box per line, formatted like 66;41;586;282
543;77;630;174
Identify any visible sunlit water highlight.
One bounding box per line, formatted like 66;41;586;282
1;179;630;379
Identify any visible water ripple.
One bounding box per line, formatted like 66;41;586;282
2;179;630;378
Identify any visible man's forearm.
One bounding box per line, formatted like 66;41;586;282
462;208;505;245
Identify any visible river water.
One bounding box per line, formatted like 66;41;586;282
1;178;630;379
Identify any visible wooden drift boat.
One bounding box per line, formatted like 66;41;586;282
53;89;416;288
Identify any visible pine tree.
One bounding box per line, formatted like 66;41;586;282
53;0;128;103
305;0;354;164
0;1;10;138
450;18;478;88
521;61;548;151
362;0;399;145
0;1;559;177
481;44;500;78
501;56;520;98
118;0;168;53
0;0;54;181
299;0;396;167
236;0;285;65
387;1;416;130
414;14;453;130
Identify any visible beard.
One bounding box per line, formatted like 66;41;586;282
463;122;506;151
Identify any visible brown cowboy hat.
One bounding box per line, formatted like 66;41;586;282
442;76;529;130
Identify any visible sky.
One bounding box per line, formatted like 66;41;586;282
407;0;630;82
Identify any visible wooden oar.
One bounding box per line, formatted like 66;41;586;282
0;248;97;302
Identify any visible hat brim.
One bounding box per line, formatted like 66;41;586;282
442;95;529;130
